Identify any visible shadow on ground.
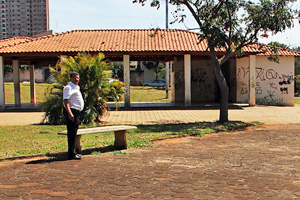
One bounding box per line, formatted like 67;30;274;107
26;121;256;165
26;145;119;165
135;121;255;133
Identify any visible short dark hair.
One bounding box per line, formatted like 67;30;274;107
70;72;79;78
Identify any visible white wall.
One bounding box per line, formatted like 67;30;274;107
255;56;294;106
237;56;294;106
236;57;250;103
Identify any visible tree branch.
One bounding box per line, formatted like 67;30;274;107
182;0;202;27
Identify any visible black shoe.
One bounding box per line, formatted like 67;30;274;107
68;154;81;160
73;154;82;159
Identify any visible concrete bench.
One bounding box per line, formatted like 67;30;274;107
58;125;137;152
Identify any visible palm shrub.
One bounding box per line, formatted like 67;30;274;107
43;53;125;125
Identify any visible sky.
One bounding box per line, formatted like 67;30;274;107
49;0;300;48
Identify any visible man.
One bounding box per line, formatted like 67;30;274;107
63;72;84;160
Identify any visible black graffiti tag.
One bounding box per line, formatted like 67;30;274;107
266;69;280;80
191;69;206;83
255;68;265;81
238;67;249;78
280;87;288;94
279;75;293;85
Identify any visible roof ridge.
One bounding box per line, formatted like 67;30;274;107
64;28;190;32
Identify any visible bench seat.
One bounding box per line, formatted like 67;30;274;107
58;125;137;151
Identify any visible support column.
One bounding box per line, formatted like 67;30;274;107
184;54;191;107
165;62;169;99
249;55;256;106
123;55;130;108
171;60;175;103
29;65;36;103
0;56;4;108
13;60;20;106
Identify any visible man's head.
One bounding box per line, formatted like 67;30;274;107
70;72;80;85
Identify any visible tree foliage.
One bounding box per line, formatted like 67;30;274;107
43;53;125;125
134;0;299;122
142;61;165;80
294;46;300;76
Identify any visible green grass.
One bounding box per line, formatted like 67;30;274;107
130;86;171;102
5;82;48;103
111;151;134;156
294;98;300;104
4;83;171;103
0;121;257;159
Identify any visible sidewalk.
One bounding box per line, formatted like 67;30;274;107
1;104;300;125
1;124;300;199
1;105;300;199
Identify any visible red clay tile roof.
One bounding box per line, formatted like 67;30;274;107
0;36;32;48
0;29;298;56
0;29;211;53
256;44;300;56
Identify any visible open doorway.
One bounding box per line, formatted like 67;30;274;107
111;61;172;104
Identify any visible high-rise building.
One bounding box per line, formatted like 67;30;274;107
0;0;49;40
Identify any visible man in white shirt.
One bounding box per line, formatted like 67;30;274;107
63;72;84;160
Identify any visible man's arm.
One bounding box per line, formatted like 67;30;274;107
64;99;74;122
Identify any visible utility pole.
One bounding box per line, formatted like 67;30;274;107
165;0;170;99
166;0;169;29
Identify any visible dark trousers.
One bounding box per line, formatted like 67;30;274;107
64;108;81;157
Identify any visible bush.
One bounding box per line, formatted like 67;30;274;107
42;53;125;125
295;75;300;97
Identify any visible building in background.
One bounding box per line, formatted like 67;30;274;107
0;0;49;39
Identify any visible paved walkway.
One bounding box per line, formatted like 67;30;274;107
2;105;300;199
1;104;300;125
1;124;300;199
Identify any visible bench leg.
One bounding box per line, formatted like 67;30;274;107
114;130;127;150
75;135;82;154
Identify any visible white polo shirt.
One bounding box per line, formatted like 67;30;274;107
63;82;84;111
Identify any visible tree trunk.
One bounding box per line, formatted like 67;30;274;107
211;56;229;123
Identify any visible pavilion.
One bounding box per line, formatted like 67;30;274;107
0;29;299;109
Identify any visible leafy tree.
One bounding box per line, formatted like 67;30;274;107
293;46;300;96
4;65;29;74
143;61;165;80
268;41;288;49
294;46;300;76
112;62;124;81
134;0;298;122
43;53;125;125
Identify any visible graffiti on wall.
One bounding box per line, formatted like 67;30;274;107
237;67;249;79
280;87;288;94
240;87;248;95
175;68;214;99
256;90;284;105
255;82;262;94
175;68;210;89
255;67;293;92
238;65;293;98
191;69;206;83
175;70;184;90
237;66;250;96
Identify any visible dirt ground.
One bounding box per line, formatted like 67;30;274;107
1;124;300;199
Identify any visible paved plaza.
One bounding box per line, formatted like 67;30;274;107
1;104;300;125
1;104;300;199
